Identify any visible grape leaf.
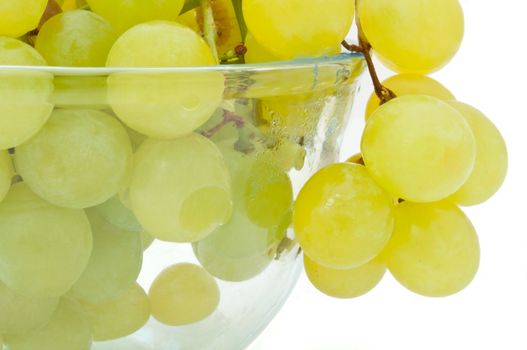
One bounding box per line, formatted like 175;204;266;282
181;0;206;14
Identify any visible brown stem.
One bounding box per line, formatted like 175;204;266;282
201;109;245;138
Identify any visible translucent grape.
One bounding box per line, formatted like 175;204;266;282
15;109;133;208
361;95;476;202
35;10;118;67
0;281;59;335
129;134;232;243
69;210;142;304
0;0;48;37
0;183;92;298
445;102;508;205
245;32;278;63
384;201;480;297
106;21;224;139
94;195;143;233
81;283;150;341
243;0;354;59
149;263;220;326
0;151;13;203
4;298;92;350
359;0;464;73
365;74;456;119
87;0;185;33
294;163;395;269
0;37;53;150
304;254;386;299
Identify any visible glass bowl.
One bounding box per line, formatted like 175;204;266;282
0;53;364;350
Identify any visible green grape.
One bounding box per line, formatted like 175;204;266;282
0;150;13;203
365;74;456;119
245;32;278;63
4;298;92;350
0;0;48;37
149;263;220;326
384;201;480;297
243;0;354;60
361;95;476;203
0;281;59;335
446;102;508;206
294;163;394;269
35;10;117;67
359;0;464;73
87;0;185;33
15;109;133;208
51;76;108;109
94;195;143;233
0;37;53;150
129;134;232;243
140;231;155;251
304;254;386;299
69;210;142;304
0;183;92;298
80;282;150;341
106;21;224;139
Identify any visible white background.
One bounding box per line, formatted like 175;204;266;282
250;0;527;349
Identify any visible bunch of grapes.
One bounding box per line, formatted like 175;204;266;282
0;0;507;349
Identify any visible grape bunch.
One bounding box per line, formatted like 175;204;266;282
0;0;507;349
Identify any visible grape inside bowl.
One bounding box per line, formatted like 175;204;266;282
0;54;365;350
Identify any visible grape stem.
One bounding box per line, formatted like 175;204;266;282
201;109;245;138
201;1;220;62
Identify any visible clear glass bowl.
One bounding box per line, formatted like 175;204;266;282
0;53;364;350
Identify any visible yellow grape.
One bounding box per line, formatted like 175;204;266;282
0;0;48;37
365;74;456;119
245;32;278;63
384;201;480;297
0;281;59;335
87;0;184;33
69;210;142;304
304;254;386;299
243;0;353;59
0;37;53;150
4;298;92;350
0;183;92;298
129;134;232;243
80;283;150;341
35;10;118;67
447;101;508;206
149;263;220;326
106;21;224;139
60;0;78;11
359;0;464;73
0;150;13;203
51;76;108;109
294;163;395;269
361;95;476;203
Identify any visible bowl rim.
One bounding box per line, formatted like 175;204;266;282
0;53;364;75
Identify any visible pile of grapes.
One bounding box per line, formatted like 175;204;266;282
0;0;507;349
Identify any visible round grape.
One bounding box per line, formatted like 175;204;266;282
0;0;48;37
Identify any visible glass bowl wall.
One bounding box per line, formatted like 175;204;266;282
0;54;365;350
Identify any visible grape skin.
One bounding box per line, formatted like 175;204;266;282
0;151;13;203
0;0;48;37
294;163;395;269
384;201;480;297
361;95;476;203
94;195;143;233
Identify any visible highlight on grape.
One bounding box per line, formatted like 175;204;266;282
0;0;508;348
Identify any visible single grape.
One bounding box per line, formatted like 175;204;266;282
384;201;480;297
0;150;14;203
304;254;386;299
35;10;118;67
87;0;185;33
129;134;232;243
94;195;143;233
0;0;48;37
59;0;78;11
245;32;278;63
0;183;92;298
149;263;220;326
68;210;142;304
4;298;93;350
359;0;464;73
0;37;53;150
446;101;508;206
294;163;395;269
365;74;456;119
80;282;150;341
106;21;224;139
15;109;133;208
0;281;59;335
361;95;476;202
243;0;354;59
